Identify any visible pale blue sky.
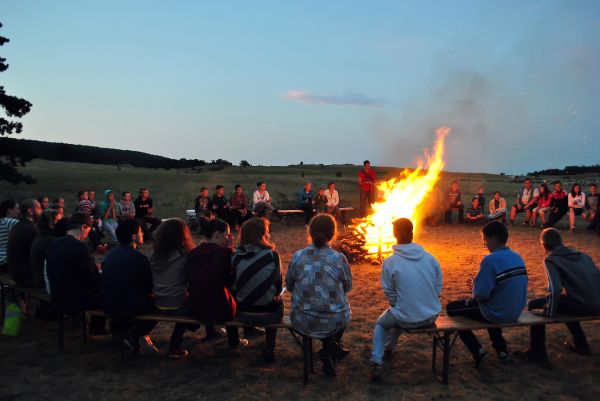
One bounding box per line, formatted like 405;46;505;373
3;1;599;173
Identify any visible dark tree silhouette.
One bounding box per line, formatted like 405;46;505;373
0;22;34;184
240;160;251;168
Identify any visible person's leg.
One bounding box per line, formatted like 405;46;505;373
446;299;485;357
457;205;464;223
487;328;508;353
370;309;399;365
565;322;590;352
359;191;367;217
531;208;538;226
569;208;575;229
444;208;452;224
104;221;118;243
510;205;517;222
169;323;187;351
226;326;240;349
265;328;277;353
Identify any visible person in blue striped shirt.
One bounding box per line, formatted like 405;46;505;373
0;200;21;272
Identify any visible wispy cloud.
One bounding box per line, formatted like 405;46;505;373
285;90;388;107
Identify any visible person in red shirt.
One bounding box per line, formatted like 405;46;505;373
358;160;377;217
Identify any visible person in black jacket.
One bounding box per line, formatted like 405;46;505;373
30;209;58;290
101;219;157;353
8;199;42;286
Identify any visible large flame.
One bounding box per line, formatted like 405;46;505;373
355;126;451;255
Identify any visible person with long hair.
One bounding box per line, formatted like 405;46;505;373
531;184;551;227
286;214;352;377
568;183;586;231
150;218;198;358
232;218;283;363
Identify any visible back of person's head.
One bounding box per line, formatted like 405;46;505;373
202;218;229;240
67;212;93;231
481;221;508;244
392;218;413;244
540;228;563;251
38;209;58;231
238;217;274;249
153;218;195;259
116;219;140;246
308;214;336;248
0;199;17;218
19;199;37;218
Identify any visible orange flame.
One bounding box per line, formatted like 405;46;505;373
356;126;451;255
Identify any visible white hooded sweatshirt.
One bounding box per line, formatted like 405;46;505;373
381;242;442;323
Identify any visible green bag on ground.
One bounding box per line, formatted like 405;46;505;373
2;302;23;336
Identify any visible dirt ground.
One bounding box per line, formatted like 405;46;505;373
1;221;600;401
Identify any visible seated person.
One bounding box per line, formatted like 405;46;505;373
370;218;442;381
194;187;211;217
99;190;120;243
583;183;598;229
465;197;484;224
487;191;507;221
515;229;600;362
286;214;352;376
8;199;42;286
118;191;136;220
37;196;50;211
186;219;243;349
101;219;157;353
252;182;275;219
30;209;58;290
52;198;65;209
134;187;162;240
315;188;328;214
229;184;251;230
0;200;20;273
531;184;551;227
510;178;539;225
298;181;315;225
46;213;100;314
323;182;341;220
444;181;464;224
232;218;284;363
447;221;528;366
476;187;486;208
211;185;230;223
568;183;586;231
543;181;569;228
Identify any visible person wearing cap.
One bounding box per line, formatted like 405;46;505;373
99;189;120;243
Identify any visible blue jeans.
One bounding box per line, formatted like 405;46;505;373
370;308;437;365
102;220;119;243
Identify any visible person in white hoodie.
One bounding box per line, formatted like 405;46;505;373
370;218;442;381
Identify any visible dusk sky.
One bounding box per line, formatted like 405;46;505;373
3;1;599;174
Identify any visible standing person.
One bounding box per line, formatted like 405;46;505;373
370;218;442;381
37;196;50;210
510;178;540;225
446;221;528;365
7;199;42;286
186;219;244;350
232;218;284;363
465;197;484;224
514;228;600;362
487;191;507;221
324;182;341;220
150;219;202;358
252;182;275;219
298;181;315;226
29;209;58;289
444;180;464;224
543;181;569;228
584;183;598;230
118;191;136;220
99;190;120;243
286;214;352;377
134;187;162;240
531;184;552;227
101;219;157;353
211;185;230;223
46;213;100;315
358;160;377;217
0;200;20;273
567;183;586;232
229;184;250;230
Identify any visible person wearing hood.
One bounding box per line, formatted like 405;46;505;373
446;221;528;366
232;217;283;363
370;218;442;381
515;228;600;362
99;189;120;243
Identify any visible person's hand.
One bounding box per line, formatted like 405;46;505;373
466;277;474;291
273;295;282;302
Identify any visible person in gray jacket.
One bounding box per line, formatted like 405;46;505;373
370;218;442;381
515;228;600;362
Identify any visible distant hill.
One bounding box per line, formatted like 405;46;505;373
0;137;232;169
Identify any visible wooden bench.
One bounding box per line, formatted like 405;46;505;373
405;311;600;384
85;310;317;384
185;207;355;226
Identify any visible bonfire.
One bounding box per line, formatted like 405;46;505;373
341;126;451;264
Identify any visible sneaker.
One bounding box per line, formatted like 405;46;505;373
168;349;190;359
334;344;351;361
563;341;591;356
229;338;250;350
371;362;383;382
205;327;227;341
473;348;487;368
513;349;548;363
319;345;337;377
243;327;266;339
497;350;510;362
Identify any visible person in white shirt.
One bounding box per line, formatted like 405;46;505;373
323;182;341;221
252;182;275;219
510;178;540;225
568;183;586;231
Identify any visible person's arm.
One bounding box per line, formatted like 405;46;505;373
340;254;352;293
472;259;496;302
489;200;495;214
223;248;235;287
542;259;563;317
435;260;443;296
147;199;154;216
285;256;297;292
380;262;397;306
272;251;283;295
500;198;507;210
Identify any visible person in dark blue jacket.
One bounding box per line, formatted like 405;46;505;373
101;219;156;353
446;221;528;366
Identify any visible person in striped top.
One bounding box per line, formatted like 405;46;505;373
232;217;283;363
0;200;21;272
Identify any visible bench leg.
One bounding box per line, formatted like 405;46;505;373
431;331;457;385
442;332;451;385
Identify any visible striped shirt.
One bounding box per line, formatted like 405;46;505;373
75;200;95;215
0;218;19;265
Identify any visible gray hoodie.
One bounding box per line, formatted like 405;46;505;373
543;245;600;316
150;250;188;309
381;242;442;323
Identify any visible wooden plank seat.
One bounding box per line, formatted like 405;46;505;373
405;311;600;384
84;310;316;384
